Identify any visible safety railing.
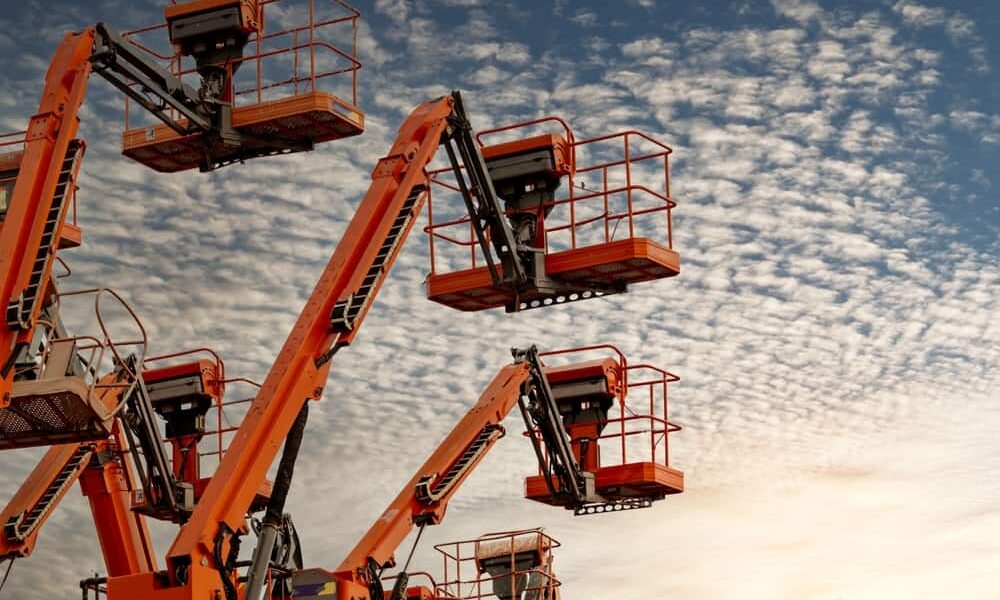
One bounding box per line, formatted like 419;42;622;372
424;118;675;276
197;385;259;466
535;345;682;470
121;0;362;131
0;130;80;230
26;288;151;416
434;529;561;600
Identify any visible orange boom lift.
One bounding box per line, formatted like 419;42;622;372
0;4;687;598
291;344;682;600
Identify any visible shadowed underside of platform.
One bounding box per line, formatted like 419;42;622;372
122;92;364;173
426;237;680;312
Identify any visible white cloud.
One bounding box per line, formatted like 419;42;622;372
0;1;998;599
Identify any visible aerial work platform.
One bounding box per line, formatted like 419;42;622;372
524;345;684;514
0;288;148;451
116;0;365;172
0;338;116;451
427;238;679;312
122;92;363;173
425;117;679;312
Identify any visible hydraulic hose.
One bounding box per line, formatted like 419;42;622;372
244;402;309;600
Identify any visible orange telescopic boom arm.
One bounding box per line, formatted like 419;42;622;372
158;94;459;589
0;29;94;406
332;362;531;597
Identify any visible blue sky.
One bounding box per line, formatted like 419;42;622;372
0;1;998;599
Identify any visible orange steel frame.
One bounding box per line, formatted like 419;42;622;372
79;422;159;577
124;0;362;128
0;443;92;561
1;396;157;577
107;94;459;599
524;345;684;509
433;529;563;600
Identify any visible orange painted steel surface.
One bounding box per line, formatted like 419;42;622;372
424;116;679;312
526;345;684;508
121;0;364;172
143;95;455;597
80;424;158;577
426;238;680;311
0;30;93;407
479;133;572;175
525;462;684;506
122;91;364;173
319;363;531;598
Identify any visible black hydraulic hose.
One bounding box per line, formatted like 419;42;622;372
266;401;309;523
244;402;310;600
0;558;13;596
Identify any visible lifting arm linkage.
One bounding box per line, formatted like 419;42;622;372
330;362;532;599
440;92;527;289
90;23;211;136
164;94;460;582
80;428;159;578
0;29;94;407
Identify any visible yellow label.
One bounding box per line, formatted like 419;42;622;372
318;581;338;595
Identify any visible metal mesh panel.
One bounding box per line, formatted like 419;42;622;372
0;383;109;450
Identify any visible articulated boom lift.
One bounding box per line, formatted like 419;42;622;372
0;4;686;598
292;345;682;600
104;90;530;599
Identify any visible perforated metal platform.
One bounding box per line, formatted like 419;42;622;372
0;378;112;450
426;238;680;312
122;92;365;172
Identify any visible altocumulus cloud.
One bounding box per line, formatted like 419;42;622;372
0;1;997;599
